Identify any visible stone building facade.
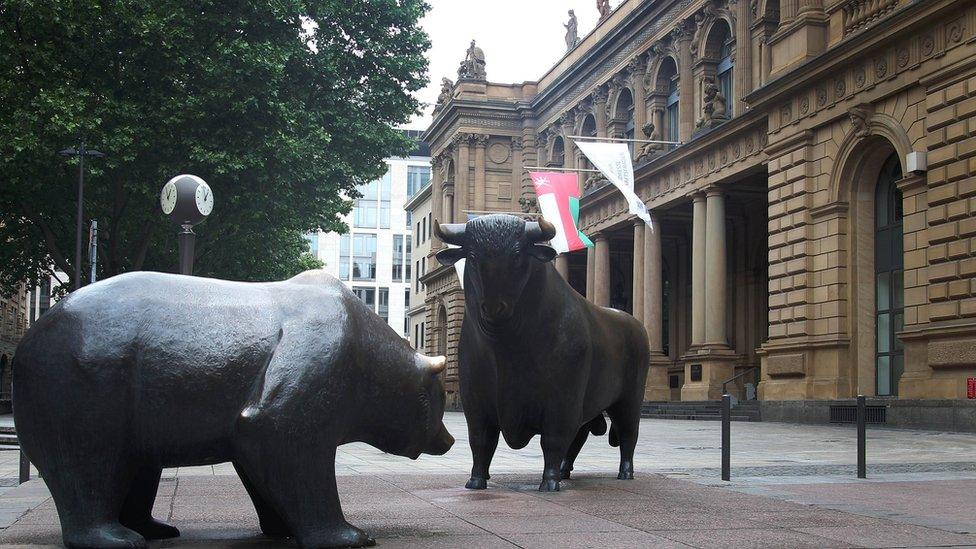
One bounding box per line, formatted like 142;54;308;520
1;284;29;408
422;0;976;413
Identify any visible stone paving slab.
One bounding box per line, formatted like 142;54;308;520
2;473;976;548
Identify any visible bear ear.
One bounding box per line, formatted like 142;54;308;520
527;244;557;263
436;247;466;266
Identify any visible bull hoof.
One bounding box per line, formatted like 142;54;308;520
126;518;180;540
617;470;634;480
259;520;292;538
63;523;146;549
297;523;375;548
560;469;572;480
538;478;560;492
465;477;488;490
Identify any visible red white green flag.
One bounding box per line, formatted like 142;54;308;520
530;172;594;253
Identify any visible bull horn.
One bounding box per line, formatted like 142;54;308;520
433;219;466;246
427;355;447;374
524;218;557;243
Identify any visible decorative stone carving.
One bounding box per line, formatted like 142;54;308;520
700;76;729;127
458;40;486;80
565;10;579;51
473;134;490;148
434;77;454;114
488;142;510;164
518;196;539;213
690;1;718;59
636;121;662;161
597;0;610;21
849;106;871;137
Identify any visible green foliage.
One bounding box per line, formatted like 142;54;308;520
0;0;429;294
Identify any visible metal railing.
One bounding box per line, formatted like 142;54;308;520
720;367;758;403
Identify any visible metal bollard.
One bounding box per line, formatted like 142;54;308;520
19;450;30;484
856;394;866;479
721;394;731;481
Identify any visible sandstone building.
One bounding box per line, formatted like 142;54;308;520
422;0;976;422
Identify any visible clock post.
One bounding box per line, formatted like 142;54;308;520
160;174;213;275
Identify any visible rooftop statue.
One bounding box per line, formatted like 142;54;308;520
435;215;650;492
458;39;486;80
13;270;454;549
597;0;611;21
434;77;454;113
565;10;580;51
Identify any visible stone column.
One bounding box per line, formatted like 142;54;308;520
455;135;470;222
593;88;609;137
555;255;570;280
510;136;523;212
734;0;753;116
444;189;455;224
643;213;663;355
431;156;444;248
473;134;488;213
594;235;610;307
632;220;645;323
691;193;707;346
674;24;695;142
704;188;727;347
520;121;538;209
586;245;596;301
643;211;669;401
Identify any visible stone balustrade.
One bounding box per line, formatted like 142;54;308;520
841;0;899;36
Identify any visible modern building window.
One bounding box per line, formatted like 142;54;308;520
406;239;412;281
353;171;392;229
406;210;412;231
303;233;319;256
875;153;904;396
416;221;421;245
339;235;351;280
378;288;389;323
422;217;427;243
350;234;377;281
407;165;431;197
427;213;432;240
393;235;404;282
414;324;420;348
415;260;421;292
352;287;375;309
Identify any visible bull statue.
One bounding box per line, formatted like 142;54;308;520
435;214;650;492
13;270;454;549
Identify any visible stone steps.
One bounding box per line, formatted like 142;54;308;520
0;426;18;447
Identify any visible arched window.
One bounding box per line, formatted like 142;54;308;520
549;136;565;167
874;153;903;396
613;88;635;156
717;32;734;117
581;114;597;170
704;20;734;118
664;61;680;145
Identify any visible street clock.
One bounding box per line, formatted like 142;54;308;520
160;174;213;226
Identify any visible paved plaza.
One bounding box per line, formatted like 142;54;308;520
0;412;974;547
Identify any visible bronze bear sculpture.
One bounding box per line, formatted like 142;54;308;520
12;270;454;548
435;214;650;492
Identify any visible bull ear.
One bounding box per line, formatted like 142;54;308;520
527;244;557;263
436;247;466;266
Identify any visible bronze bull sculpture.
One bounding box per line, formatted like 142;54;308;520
435;214;650;492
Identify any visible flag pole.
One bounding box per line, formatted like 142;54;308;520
568;135;682;145
524;166;602;173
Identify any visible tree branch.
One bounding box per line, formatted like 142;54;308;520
18;200;73;276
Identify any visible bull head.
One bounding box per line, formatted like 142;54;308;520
434;214;558;325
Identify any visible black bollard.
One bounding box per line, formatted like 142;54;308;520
721;394;731;481
856;395;866;479
19;450;30;484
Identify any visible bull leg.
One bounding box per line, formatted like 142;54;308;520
234;462;291;537
607;399;642;480
559;426;589;480
465;422;499;490
539;431;573;492
119;466;179;540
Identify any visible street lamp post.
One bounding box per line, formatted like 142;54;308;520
160;175;213;275
58;143;105;291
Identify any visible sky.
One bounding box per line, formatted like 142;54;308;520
405;0;618;129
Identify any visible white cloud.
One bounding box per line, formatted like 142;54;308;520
404;0;615;130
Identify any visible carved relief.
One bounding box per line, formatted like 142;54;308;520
849;106;871;138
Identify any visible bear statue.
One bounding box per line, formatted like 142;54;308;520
12;270;454;549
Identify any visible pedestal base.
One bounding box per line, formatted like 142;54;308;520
680;349;738;401
643;354;672;402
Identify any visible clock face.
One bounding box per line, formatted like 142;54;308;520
195;182;214;216
160;181;177;215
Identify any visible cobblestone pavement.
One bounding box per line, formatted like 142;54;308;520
1;412;974;547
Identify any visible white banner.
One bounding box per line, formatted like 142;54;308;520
575;141;652;227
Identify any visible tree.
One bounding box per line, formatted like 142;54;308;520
0;0;429;295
